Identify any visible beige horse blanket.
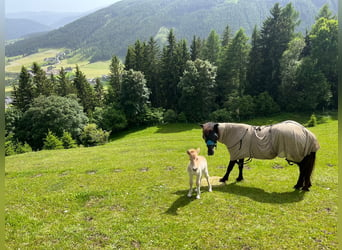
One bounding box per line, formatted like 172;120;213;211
218;120;320;163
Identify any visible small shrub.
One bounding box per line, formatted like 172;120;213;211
163;109;178;123
209;109;232;122
307;114;317;127
254;92;280;116
5;139;15;156
15;142;32;154
61;131;77;149
80;124;110;147
177;112;187;123
140;107;164;125
43;131;64;150
94;106;127;133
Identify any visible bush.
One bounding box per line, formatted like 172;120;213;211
61;131;77;149
5;133;32;156
254;92;280;116
209;109;232;122
43;131;64;150
80;124;110;147
307;114;317;127
138;107;164;125
5;138;15;156
93;106;127;133
15;142;32;154
163;109;178;123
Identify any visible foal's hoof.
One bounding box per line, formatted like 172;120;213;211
293;185;302;190
236;177;243;182
302;187;310;191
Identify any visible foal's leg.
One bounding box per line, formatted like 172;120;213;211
187;173;193;197
196;173;201;199
204;168;212;192
219;160;237;183
236;159;244;182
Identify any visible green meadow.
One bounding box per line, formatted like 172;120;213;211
5;48;111;78
5;117;338;249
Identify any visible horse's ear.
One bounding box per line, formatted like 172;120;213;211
214;123;219;131
196;148;200;154
200;124;204;128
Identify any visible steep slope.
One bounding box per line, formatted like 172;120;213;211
5;0;337;60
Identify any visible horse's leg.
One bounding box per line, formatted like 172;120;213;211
219;160;237;183
302;152;316;191
236;159;244;182
294;163;305;190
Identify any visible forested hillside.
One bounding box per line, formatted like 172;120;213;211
6;3;337;154
5;0;337;60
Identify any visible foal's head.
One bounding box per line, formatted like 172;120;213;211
200;122;219;156
187;148;200;161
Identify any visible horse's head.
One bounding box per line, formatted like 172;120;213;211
200;122;219;156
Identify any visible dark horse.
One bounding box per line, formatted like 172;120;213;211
201;121;320;191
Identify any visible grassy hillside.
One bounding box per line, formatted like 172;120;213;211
5;117;337;249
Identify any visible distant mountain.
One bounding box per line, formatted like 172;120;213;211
5;11;91;40
5;18;51;40
5;0;338;60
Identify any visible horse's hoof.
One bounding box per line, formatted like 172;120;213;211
302;187;310;191
293;185;302;190
236;178;243;182
219;178;227;183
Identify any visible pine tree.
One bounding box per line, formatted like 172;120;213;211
221;25;232;48
94;78;104;107
217;28;250;106
107;55;125;104
12;66;35;112
56;67;75;96
124;46;135;70
143;37;161;107
31;62;53;96
202;30;221;65
190;35;202;61
245;26;263;96
259;3;300;101
73;65;96;115
160;29;181;110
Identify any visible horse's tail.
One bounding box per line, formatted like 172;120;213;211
303;152;316;190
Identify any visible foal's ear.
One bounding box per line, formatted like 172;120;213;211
196;148;200;154
200;124;204;128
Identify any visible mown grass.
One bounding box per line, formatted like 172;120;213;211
5;118;337;249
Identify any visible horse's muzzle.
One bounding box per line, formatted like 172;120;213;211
207;146;215;156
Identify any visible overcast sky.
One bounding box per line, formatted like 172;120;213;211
5;0;121;13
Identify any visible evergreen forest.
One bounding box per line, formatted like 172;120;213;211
5;3;338;154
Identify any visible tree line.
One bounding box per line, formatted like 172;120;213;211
5;3;337;153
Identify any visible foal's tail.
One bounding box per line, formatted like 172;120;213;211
304;152;316;190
